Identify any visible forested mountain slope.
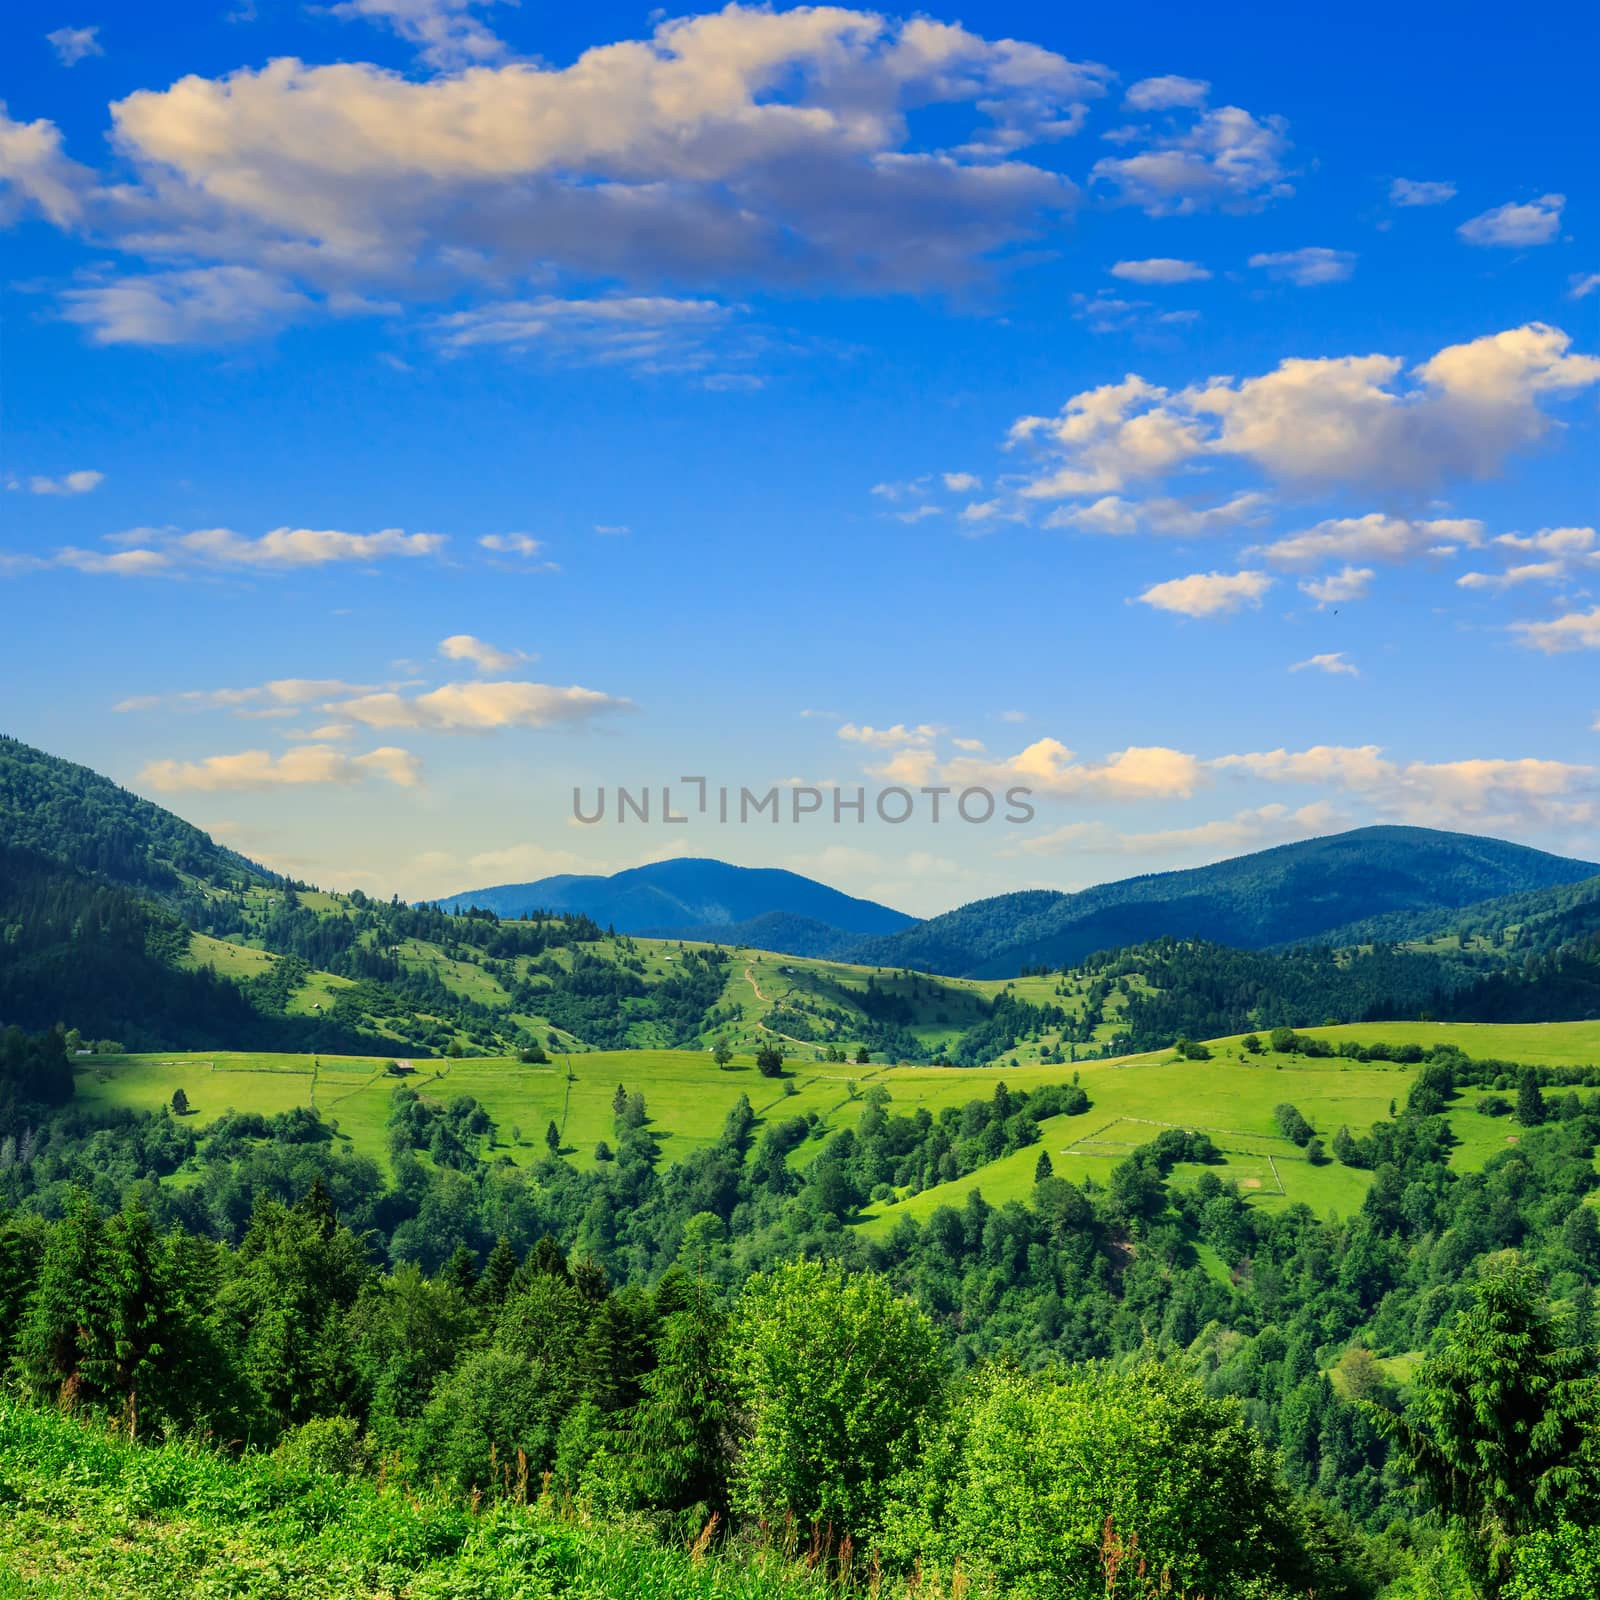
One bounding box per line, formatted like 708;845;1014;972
849;826;1598;977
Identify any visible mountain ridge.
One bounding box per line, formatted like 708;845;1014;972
430;856;917;947
844;825;1599;977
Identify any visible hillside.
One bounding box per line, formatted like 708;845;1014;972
848;826;1598;977
0;734;270;897
433;856;916;950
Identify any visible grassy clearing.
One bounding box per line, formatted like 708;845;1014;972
0;1401;840;1600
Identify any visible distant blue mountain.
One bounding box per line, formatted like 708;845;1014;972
430;856;917;950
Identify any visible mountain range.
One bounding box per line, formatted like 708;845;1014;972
4;731;1600;1053
436;826;1599;975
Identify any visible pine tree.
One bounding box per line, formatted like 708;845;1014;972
1035;1149;1054;1183
16;1192;110;1408
545;1120;562;1154
628;1279;734;1528
1516;1069;1547;1127
479;1236;519;1307
443;1244;478;1298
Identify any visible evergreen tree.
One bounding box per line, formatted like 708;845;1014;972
1516;1069;1548;1127
1387;1254;1600;1593
1035;1149;1054;1183
479;1236;519;1307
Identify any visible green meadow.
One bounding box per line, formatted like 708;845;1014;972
71;1019;1600;1222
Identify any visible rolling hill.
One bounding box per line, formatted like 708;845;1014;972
432;856;917;950
846;826;1599;977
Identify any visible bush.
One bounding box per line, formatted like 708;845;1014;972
907;1363;1325;1599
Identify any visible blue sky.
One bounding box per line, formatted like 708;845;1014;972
2;0;1597;914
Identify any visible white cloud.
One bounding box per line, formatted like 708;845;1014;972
19;469;104;496
1290;652;1359;676
139;744;423;792
116;678;382;713
837;722;941;748
942;471;981;492
1214;744;1596;828
176;526;446;568
427;294;743;374
46;26;102;66
4;524;448;580
1299;566;1374;606
946;738;1208;801
1136;568;1273;617
1512;607;1600;654
329;679;629;731
329;0;507;69
0;106;95;227
1256;514;1482;569
60;266;320;346
20;9;1112;338
1092;105;1292;215
1571;273;1600;300
1495;526;1596;557
477;532;554;566
1006;323;1600;505
1458;194;1565;247
1389;177;1455;207
1457;561;1569;592
1047;490;1267;538
1122;75;1210;111
1109;257;1211;284
439;633;528;673
1248;246;1356;286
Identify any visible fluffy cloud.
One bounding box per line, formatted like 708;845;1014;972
1389;177;1456;207
1109;257;1211;284
1458;194;1565;247
1122;75;1211;111
1136;568;1273;617
1214;743;1595;828
1248;246;1356;285
46;26;102;66
1290;652;1358;676
1007;324;1600;511
15;469;103;495
329;680;629;731
438;634;527;673
139;744;422;792
1256;514;1482;569
945;738;1208;801
1512;608;1600;654
6;9;1118;342
1092;105;1292;215
1299;566;1374;605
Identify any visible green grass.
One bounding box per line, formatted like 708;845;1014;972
0;1401;840;1600
71;1019;1600;1216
